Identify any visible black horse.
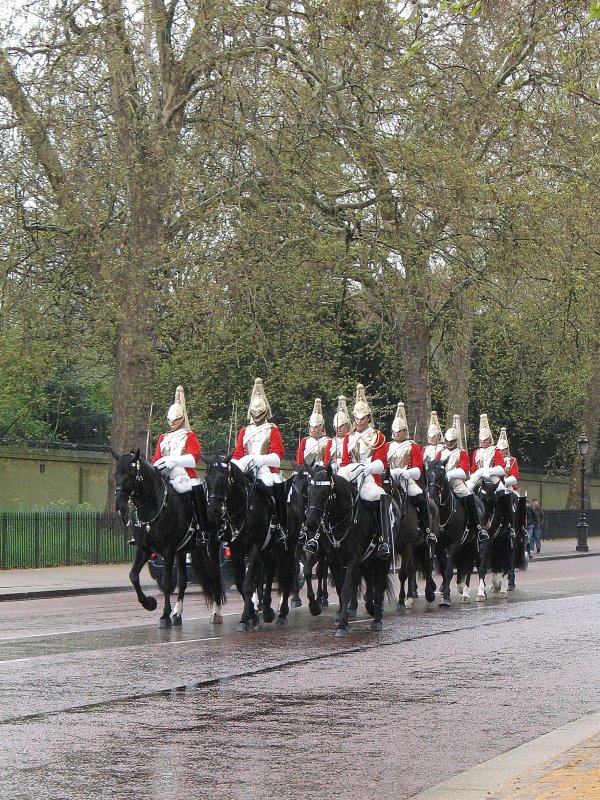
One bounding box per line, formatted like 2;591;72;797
112;449;225;627
390;478;438;610
303;464;392;636
474;483;528;600
287;467;330;609
203;454;295;632
425;458;480;607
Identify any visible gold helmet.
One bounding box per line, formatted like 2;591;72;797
496;426;509;453
309;398;325;428
478;413;493;444
247;377;272;421
391;401;409;433
333;395;351;428
353;383;371;419
167;385;190;429
427;411;442;441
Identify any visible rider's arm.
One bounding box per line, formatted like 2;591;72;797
231;428;246;460
151;434;164;464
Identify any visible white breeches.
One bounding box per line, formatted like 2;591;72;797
255;466;283;486
337;468;386;501
466;470;502;493
450;479;470;498
395;477;423;498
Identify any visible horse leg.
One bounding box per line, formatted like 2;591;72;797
316;557;329;607
498;574;509;599
370;564;387;632
237;546;260;633
170;551;188;627
290;549;304;608
275;547;296;627
158;553;176;628
209;602;224;624
397;559;408;613
439;548;454;607
128;547;157;612
336;560;358;636
347;572;359;620
304;552;322;616
261;557;277;624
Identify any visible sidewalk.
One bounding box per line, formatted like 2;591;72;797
0;537;598;601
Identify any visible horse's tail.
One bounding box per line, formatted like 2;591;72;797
384;572;395;605
412;540;432;580
191;534;227;607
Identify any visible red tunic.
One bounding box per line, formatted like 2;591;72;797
232;425;285;473
296;436;330;466
340;430;388;487
436;448;471;474
152;430;201;479
471;447;504;473
505;455;520;487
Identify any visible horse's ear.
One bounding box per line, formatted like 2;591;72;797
110;447;120;461
326;463;333;479
134;448;141;460
224;453;233;464
200;453;211;465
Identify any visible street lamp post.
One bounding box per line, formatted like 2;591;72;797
576;434;589;553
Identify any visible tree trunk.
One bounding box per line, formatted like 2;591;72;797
565;367;600;509
106;183;167;508
400;306;431;442
445;298;473;433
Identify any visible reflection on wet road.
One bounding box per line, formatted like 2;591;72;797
1;559;600;800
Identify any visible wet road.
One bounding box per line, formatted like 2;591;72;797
1;559;600;800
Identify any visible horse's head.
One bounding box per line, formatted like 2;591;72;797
111;448;142;519
478;478;498;519
426;458;448;506
202;453;233;525
304;463;334;535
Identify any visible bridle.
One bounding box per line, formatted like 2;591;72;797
115;455;169;530
427;463;456;532
205;460;248;538
306;474;357;549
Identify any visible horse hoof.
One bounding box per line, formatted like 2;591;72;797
171;613;183;627
476;594;486;603
235;622;248;633
308;601;322;616
365;602;375;617
291;598;302;608
247;616;259;629
439;598;451;607
499;591;508;599
347;608;357;620
397;603;406;614
159;617;172;628
371;620;383;632
275;617;289;627
210;612;223;624
405;598;413;610
143;596;158;611
321;599;329;608
335;626;349;637
425;590;436;603
262;608;275;624
508;582;515;591
334;611;341;622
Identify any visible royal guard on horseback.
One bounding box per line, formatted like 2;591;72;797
497;427;520;494
323;394;352;473
387;402;436;545
306;384;391;558
296;398;330;467
422;410;444;464
151;385;205;535
231;377;287;546
438;414;485;542
466;413;513;535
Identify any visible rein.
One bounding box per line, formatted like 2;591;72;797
308;476;356;549
115;459;169;531
207;462;250;539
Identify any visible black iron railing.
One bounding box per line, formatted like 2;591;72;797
0;510;128;569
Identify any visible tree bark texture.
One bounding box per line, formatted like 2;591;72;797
565;366;600;509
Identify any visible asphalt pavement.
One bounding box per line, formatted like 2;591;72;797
2;537;599;800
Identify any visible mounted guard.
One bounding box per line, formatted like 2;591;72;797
466;413;512;535
388;402;435;545
296;398;330;467
231;377;287;546
422;410;444;464
497;427;520;494
324;394;352;473
438;414;484;542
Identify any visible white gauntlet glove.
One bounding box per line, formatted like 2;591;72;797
154;453;196;471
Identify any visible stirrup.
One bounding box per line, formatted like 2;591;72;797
425;529;437;545
377;541;391;559
304;538;319;555
477;528;489;542
127;537;136;546
508;526;516;539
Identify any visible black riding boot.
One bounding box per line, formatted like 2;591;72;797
377;494;392;559
269;484;287;548
499;491;515;538
415;492;436;544
465;493;487;541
